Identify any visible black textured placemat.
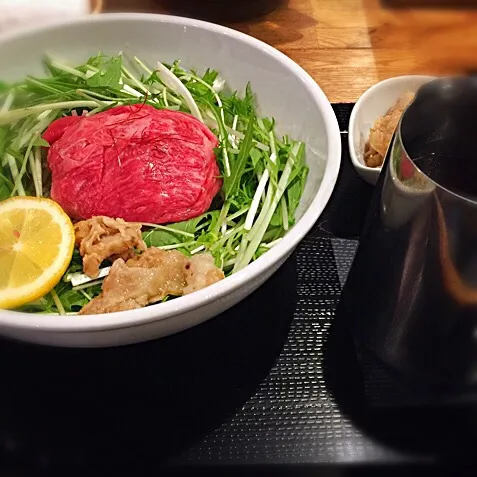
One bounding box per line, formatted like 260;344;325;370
0;105;474;476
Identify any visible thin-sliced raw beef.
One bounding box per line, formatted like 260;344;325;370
43;104;221;224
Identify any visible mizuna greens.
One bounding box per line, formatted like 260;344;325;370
0;54;308;314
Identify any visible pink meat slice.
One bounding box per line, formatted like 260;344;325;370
43;104;221;224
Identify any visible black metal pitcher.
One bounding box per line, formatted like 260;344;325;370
339;76;477;391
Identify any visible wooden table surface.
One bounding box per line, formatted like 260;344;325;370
103;0;477;103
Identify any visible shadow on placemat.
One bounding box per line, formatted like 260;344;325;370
323;301;477;462
316;135;374;240
0;257;297;474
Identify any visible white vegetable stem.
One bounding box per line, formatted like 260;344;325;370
225;126;269;152
235;152;296;271
281;196;289;231
0;101;112;126
50;289;66;315
244;169;270;231
244;131;278;232
72;278;105;291
68;267;112;287
121;65;150;95
140;223;195;239
5;154;25;196
179;72;231;177
34;147;43;197
226;207;249;222
133;56;153;76
28;151;40;197
212;76;226;92
122;84;143;98
180;73;225;121
191;245;206;255
0;91;14;113
229;115;239;148
49;61;86;79
9;110;55;197
155;61;203;122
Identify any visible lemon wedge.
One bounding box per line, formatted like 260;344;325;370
0;197;75;309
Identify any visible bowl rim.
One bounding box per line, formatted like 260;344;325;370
348;75;436;175
0;12;341;332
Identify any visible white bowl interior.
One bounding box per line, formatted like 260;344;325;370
0;14;340;336
350;76;435;174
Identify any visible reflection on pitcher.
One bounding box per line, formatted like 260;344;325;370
339;76;477;390
381;131;435;229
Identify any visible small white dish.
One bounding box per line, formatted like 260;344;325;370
349;75;435;186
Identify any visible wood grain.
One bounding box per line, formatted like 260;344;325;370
103;0;477;102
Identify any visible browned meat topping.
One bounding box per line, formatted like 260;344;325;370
74;216;147;279
79;248;225;315
183;253;225;295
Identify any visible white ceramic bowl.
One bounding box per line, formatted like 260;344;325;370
349;75;435;186
0;13;341;347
